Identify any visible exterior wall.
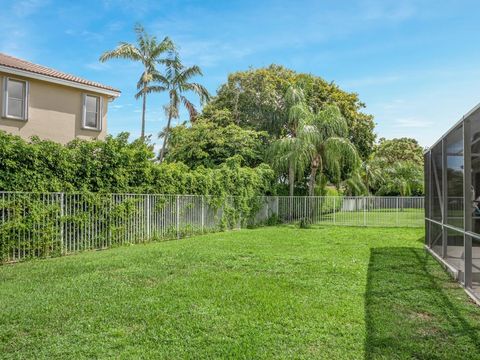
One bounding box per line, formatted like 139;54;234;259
0;71;108;144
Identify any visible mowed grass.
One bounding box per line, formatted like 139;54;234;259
318;208;423;227
1;226;480;359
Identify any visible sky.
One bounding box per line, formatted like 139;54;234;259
1;0;480;150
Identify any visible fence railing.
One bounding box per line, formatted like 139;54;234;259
256;196;425;228
0;193;424;263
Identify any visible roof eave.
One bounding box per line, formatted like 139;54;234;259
0;65;121;98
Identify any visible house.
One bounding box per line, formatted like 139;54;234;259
0;53;120;144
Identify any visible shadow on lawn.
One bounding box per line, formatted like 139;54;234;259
364;242;480;359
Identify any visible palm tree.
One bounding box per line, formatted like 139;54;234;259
144;55;210;163
269;86;359;196
344;157;384;195
268;86;311;196
303;104;359;196
99;24;175;139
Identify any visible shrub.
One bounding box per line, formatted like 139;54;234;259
0;131;276;252
298;217;311;229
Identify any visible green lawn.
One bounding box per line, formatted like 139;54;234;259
1;226;480;359
318;208;423;227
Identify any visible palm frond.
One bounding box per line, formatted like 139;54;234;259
99;43;142;62
151;36;175;59
180;96;198;120
314;104;348;139
136;85;168;99
285;85;305;107
324;137;360;175
180;83;211;103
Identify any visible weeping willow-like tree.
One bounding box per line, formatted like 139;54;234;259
269;86;359;196
344;157;384;195
303;105;359;196
99;24;175;139
268;86;311;196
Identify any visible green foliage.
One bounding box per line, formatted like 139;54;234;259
298;217;311;229
0;130;273;196
0;131;154;193
99;24;175;138
0;131;275;260
374;137;424;166
0;194;63;261
152;53;211;162
268;85;359;196
344;137;425;196
375;161;424;196
209;65;376;159
165;115;267;168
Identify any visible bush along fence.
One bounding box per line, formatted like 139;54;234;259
0;192;424;263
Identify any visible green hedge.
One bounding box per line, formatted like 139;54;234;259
0;131;275;262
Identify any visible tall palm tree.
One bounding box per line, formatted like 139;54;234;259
269;85;359;196
144;56;210;163
268;86;311;196
303;104;359;196
99;24;174;139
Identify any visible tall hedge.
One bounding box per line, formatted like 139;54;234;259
0;131;273;195
0;131;276;260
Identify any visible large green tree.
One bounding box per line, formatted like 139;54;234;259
268;86;311;196
99;24;175;139
208;65;376;158
344;137;424;196
373;137;424;166
165;109;267;168
269;86;359;196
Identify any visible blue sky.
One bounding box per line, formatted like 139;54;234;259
1;0;480;149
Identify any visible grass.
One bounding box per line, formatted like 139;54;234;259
317;208;423;227
1;226;480;359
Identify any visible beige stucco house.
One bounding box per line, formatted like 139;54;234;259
0;53;120;144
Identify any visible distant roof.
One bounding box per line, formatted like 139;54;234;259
0;53;120;97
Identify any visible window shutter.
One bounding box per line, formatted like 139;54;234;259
24;81;29;120
2;77;7;118
82;93;87;128
99;96;103;131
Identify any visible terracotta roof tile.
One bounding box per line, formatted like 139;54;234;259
0;53;120;95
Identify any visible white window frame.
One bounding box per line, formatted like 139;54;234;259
82;93;103;131
2;77;29;121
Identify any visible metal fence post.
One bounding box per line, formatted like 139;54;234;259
363;196;366;226
201;196;205;233
176;195;180;239
304;197;307;220
276;196;279;218
333;197;336;225
60;192;65;255
396;197;399;226
146;194;151;240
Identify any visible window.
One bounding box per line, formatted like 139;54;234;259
82;94;102;130
3;78;28;120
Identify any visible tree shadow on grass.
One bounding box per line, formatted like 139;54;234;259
364;244;480;359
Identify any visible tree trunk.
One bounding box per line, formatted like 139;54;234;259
158;112;173;163
308;166;318;197
288;164;294;197
141;90;147;139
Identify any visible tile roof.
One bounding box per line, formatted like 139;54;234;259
0;53;120;95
